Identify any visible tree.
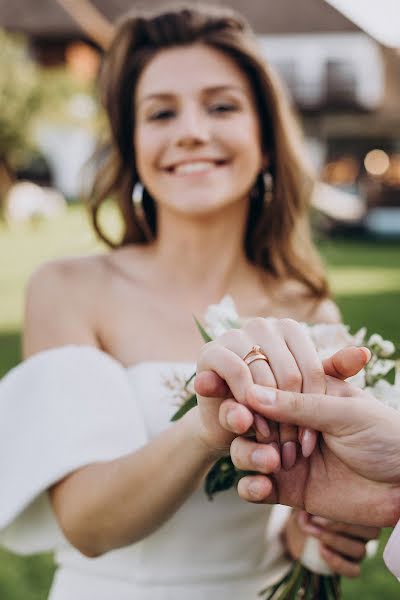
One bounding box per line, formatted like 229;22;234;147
0;29;41;199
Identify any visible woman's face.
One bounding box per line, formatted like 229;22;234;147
134;43;264;217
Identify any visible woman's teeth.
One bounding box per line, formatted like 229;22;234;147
173;161;218;175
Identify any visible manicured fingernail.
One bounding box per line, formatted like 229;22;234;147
226;410;237;430
311;516;330;527
253;387;276;405
269;442;281;472
301;429;316;458
248;480;263;499
359;347;371;362
251;449;268;469
254;414;270;439
282;441;297;471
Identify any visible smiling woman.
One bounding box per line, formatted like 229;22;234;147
89;5;327;298
0;4;375;600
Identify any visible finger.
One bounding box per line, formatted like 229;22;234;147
281;319;326;393
219;399;254;435
198;330;275;441
230;436;281;473
256;415;280;446
194;371;230;398
280;429;298;471
298;427;318;459
281;319;325;459
314;530;367;561
319;544;361;578
246;319;302;392
237;474;275;503
246;385;369;435
243;319;302;451
310;518;380;541
197;341;253;405
253;413;271;441
323;346;371;380
241;339;278;444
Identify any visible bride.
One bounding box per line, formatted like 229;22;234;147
0;4;377;599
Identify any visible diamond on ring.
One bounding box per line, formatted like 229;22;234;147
242;345;269;366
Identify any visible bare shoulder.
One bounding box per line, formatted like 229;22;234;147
23;254;110;358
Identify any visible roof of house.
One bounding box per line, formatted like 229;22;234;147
2;0;360;37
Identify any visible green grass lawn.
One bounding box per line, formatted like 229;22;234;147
0;206;399;599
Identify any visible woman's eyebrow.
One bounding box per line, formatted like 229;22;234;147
136;93;175;108
137;85;246;107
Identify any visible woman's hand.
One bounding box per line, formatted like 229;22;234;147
285;510;379;578
195;317;326;460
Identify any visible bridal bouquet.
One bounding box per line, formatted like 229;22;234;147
169;296;400;600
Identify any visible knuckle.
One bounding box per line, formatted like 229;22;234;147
282;370;302;391
307;366;325;387
229;360;247;380
288;391;305;415
217;329;242;345
197;340;218;367
244;317;269;335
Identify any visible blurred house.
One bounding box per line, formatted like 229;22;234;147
2;0;400;232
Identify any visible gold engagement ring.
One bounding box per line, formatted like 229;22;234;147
242;345;269;366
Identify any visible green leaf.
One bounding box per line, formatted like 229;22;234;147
321;576;341;600
204;456;237;499
170;394;198;421
184;372;196;391
258;570;293;598
193;316;213;343
272;563;304;600
383;366;396;385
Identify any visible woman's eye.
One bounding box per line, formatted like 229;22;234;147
149;109;175;121
209;103;238;114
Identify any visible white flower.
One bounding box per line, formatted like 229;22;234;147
369;359;396;378
367;379;400;411
367;334;395;357
162;370;195;406
381;340;396;357
204;295;240;338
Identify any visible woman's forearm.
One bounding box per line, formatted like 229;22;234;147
50;407;219;557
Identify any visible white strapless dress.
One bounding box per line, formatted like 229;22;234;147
0;346;292;599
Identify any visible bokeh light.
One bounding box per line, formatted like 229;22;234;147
364;149;390;176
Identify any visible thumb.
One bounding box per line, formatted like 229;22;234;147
246;385;365;434
323;346;370;380
194;371;230;398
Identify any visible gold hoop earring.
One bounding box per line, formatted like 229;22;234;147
263;171;274;206
132;181;153;240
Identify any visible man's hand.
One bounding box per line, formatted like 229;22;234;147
195;346;400;527
233;381;400;527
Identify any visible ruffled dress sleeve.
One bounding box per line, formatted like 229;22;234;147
0;345;148;554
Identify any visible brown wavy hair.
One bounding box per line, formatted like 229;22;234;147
88;2;329;298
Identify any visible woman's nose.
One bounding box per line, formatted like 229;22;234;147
175;106;210;148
